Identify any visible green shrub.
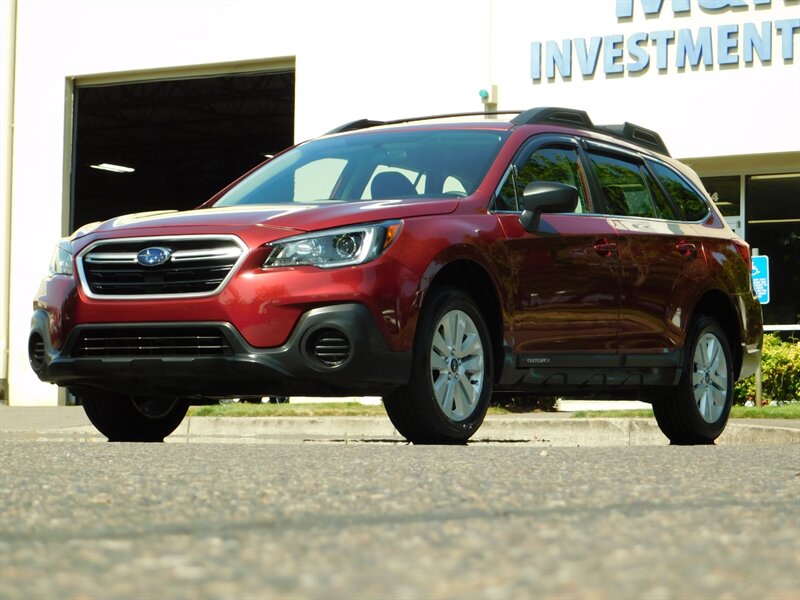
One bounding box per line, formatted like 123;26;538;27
735;334;800;405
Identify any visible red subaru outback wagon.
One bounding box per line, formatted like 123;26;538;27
30;107;763;444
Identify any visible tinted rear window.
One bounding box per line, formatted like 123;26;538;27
649;161;710;221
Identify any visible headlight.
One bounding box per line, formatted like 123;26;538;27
264;221;402;269
48;240;74;276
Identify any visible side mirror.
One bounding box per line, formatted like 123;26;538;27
519;181;579;232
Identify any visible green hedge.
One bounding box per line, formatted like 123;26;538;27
735;334;800;405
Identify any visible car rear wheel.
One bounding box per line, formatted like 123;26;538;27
652;316;733;445
383;286;493;444
79;389;189;442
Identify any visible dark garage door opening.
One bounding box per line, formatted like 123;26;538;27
71;69;294;230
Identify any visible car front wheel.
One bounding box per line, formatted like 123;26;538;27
652;315;734;444
78;389;189;442
383;286;493;444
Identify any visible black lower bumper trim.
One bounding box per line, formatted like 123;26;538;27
30;304;411;398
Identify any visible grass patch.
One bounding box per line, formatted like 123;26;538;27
187;402;387;417
572;403;800;420
188;402;545;418
488;405;546;415
571;409;655;419
728;403;800;419
187;401;800;419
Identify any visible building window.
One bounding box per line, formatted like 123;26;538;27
702;176;741;218
746;173;800;326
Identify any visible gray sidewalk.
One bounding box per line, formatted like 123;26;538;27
1;405;798;446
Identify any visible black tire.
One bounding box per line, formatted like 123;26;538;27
79;389;189;442
652;316;734;445
383;286;493;444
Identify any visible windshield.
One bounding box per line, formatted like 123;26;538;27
213;129;509;207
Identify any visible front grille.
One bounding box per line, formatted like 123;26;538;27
307;328;351;367
70;327;234;357
79;236;245;298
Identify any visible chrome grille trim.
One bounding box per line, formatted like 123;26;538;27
70;327;234;357
84;247;243;264
76;235;248;299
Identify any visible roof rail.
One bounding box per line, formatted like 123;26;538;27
327;108;671;156
326;119;387;135
512;106;670;156
511;107;594;128
326;111;523;135
596;122;670;156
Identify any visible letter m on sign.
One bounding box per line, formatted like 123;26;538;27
616;0;691;18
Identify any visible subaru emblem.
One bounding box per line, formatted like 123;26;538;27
136;247;172;267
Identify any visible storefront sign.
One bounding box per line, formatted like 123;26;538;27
531;0;799;81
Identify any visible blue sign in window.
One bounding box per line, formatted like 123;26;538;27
751;255;770;305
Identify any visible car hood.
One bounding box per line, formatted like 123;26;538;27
72;198;460;240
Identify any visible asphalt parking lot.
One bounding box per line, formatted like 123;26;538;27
2;440;798;600
2;405;798;599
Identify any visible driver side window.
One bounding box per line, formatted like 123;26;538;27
497;146;590;213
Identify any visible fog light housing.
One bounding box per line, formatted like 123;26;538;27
306;328;352;367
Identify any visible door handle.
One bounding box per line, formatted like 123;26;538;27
676;240;697;259
593;238;617;258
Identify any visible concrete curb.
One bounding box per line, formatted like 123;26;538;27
164;416;800;446
4;415;796;446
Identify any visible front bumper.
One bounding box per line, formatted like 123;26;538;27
29;303;411;399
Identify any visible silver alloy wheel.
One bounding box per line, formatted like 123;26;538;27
429;309;485;422
692;332;729;423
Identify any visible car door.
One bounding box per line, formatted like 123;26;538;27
583;142;705;355
493;136;621;358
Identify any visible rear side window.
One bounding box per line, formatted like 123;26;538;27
497;146;590;213
587;152;658;218
643;169;678;220
649;161;710;221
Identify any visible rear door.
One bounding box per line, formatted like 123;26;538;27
494;136;621;356
583;142;705;355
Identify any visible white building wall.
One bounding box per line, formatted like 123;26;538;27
489;0;800;158
4;0;799;405
1;0;16;400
